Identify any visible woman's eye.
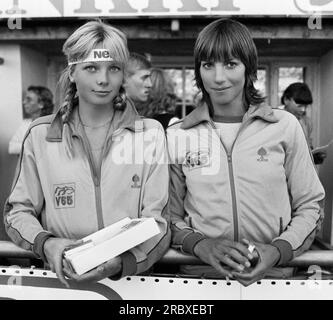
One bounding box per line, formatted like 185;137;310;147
226;61;237;68
109;65;121;72
85;65;96;72
202;62;213;69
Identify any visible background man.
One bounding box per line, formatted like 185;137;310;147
123;52;152;115
8;85;54;155
280;82;327;165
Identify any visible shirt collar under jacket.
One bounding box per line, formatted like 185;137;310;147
46;99;143;142
181;103;279;130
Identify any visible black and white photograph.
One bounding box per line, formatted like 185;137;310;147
0;0;333;307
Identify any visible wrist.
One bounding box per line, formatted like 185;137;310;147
270;244;281;266
271;239;293;266
116;258;123;275
43;237;56;258
193;238;208;258
114;256;123;275
183;232;207;257
34;232;55;263
108;257;123;280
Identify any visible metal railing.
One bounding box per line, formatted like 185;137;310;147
1;240;333;267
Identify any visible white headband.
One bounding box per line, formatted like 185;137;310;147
68;49;114;66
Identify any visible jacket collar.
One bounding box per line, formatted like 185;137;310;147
181;103;278;130
181;103;211;129
46;99;143;142
112;98;144;133
45;110;63;142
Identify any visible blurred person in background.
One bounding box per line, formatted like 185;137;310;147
8;86;54;155
144;68;179;129
280;82;326;165
123;52;152;115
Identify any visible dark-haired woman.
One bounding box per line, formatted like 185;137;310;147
167;19;324;286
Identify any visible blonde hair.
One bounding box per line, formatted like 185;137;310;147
57;20;129;121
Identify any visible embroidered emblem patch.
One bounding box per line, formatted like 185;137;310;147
257;147;268;162
184;150;210;170
131;174;141;188
54;183;75;209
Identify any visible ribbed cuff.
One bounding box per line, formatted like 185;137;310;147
271;239;293;266
33;231;55;263
182;232;207;256
119;251;137;278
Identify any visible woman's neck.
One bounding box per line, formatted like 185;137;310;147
211;99;247;117
78;101;114;127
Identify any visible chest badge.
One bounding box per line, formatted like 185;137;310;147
257;147;269;162
131;174;141;188
184;150;210;170
54;183;75;209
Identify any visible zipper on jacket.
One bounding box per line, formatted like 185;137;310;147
226;153;239;242
76;134;104;230
209;119;252;242
78;126;129;231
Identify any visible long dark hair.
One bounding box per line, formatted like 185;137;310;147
194;18;265;114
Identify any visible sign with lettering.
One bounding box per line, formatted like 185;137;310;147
68;49;115;65
0;0;332;18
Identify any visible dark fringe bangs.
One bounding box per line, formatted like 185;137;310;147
197;28;239;63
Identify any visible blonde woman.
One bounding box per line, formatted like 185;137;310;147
4;21;170;287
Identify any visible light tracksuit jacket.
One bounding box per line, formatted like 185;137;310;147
4;101;171;277
167;103;325;268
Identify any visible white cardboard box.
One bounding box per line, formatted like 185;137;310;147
64;217;161;275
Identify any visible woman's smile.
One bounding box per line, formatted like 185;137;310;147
211;86;232;92
92;90;112;97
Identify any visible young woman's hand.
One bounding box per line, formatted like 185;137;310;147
43;237;77;288
63;256;122;283
232;240;281;287
193;238;253;278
